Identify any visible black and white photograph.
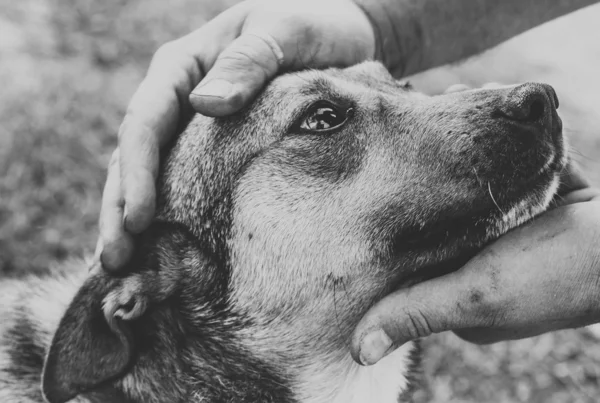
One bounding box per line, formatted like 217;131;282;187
1;1;599;402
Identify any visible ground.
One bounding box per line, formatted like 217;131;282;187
0;1;599;402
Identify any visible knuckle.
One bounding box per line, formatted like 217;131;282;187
154;39;197;76
218;41;274;78
100;217;122;243
153;41;181;61
218;49;257;68
403;307;435;339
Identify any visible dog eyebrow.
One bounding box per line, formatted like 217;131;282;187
297;76;339;98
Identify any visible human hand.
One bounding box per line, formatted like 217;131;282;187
97;0;376;270
351;160;600;366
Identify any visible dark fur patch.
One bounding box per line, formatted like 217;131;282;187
84;385;135;403
397;341;424;403
4;313;46;400
118;222;296;402
276;130;364;183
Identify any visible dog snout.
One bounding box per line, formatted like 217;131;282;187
500;83;558;128
434;81;564;187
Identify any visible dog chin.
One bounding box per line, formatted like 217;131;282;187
484;131;566;243
485;170;561;243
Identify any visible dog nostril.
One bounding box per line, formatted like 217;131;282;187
501;83;556;124
526;99;545;122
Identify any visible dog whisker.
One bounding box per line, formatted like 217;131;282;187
487;181;506;216
327;273;345;340
569;146;597;162
472;167;484;188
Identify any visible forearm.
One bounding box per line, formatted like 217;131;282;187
355;0;598;77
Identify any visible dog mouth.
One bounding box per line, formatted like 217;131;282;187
491;123;565;205
535;146;562;177
388;136;566;288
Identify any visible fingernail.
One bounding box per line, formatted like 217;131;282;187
192;79;234;99
100;249;115;272
100;241;124;273
359;329;394;366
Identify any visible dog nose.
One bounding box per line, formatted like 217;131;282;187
501;83;558;125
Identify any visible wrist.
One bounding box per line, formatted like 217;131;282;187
352;0;423;77
345;0;378;62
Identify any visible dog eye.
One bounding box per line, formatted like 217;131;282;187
296;102;351;133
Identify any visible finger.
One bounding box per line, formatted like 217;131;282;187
118;40;205;234
189;31;283;117
100;150;135;271
480;82;512;89
118;116;159;234
558;188;600;205
117;4;251;233
557;159;590;195
350;268;493;366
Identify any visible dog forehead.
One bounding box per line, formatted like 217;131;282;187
263;61;409;107
332;61;400;89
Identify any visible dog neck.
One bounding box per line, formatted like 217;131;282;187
292;342;418;403
226;301;419;403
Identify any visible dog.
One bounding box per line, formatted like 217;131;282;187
0;61;565;403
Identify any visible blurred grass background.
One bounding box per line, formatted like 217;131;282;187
0;1;599;402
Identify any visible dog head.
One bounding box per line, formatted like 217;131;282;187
42;62;565;403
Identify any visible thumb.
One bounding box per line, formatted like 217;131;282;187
189;32;283;117
350;269;494;366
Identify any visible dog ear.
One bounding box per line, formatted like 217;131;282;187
42;222;204;403
42;274;141;403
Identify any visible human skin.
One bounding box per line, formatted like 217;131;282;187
97;0;600;365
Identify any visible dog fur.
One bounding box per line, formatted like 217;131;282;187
0;61;565;403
